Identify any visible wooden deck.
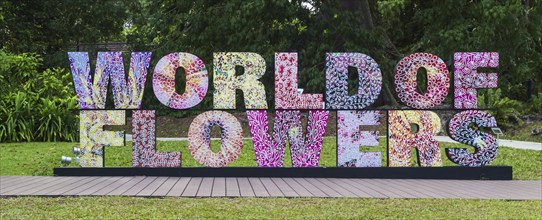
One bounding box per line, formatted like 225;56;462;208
1;176;540;200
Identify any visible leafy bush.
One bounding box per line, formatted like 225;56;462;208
478;88;524;129
0;92;35;142
529;93;542;114
0;51;78;142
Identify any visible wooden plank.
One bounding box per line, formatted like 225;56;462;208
292;178;328;197
371;179;418;199
122;177;158;196
59;177;106;195
385;179;442;199
137;177;169;196
1;177;40;193
446;180;503;199
281;178;312;197
33;177;89;195
477;181;536;199
107;176;147;196
495;181;541;200
166;177;191;196
225;178;240;197
340;179;387;198
92;177;135;195
182;177;202;197
44;177;100;195
152;177;180;196
475;182;527;199
0;176;13;183
400;179;462;199
259;178;284;197
0;177;17;189
0;176;30;185
0;176;28;186
271;178;298;197
438;180;496;199
77;177;124;196
512;181;542;199
237;178;255;197
303;178;342;197
447;180;502;199
17;177;76;195
1;176;47;193
211;177;226;197
418;179;464;198
468;180;521;199
355;179;415;198
2;177;59;195
1;176;55;195
408;180;476;199
0;176;538;200
324;178;373;198
473;181;534;199
493;181;530;192
196;178;214;197
495;181;539;197
0;176;44;195
520;181;542;200
0;176;15;181
248;178;269;197
317;178;357;197
62;177;115;195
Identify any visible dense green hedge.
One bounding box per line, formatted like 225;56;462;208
0;50;78;142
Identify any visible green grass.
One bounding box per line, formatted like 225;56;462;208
105;139;337;168
504;121;542;143
1;139;540;179
1;140;540;219
1;197;541;219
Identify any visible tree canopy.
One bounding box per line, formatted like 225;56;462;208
1;0;541;108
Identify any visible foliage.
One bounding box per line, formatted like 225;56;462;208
529;93;542;114
125;0;400;109
0;0;130;68
0;1;540;144
0;0;540;112
1;139;540;180
0;51;78;142
1;197;542;219
478;88;524;129
125;0;542;109
0;92;35;142
378;0;542;101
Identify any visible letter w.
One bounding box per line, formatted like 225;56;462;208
68;52;151;109
246;110;329;167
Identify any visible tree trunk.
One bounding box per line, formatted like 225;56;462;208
338;0;400;107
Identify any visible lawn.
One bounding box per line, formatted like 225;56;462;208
0;138;540;180
1;138;541;219
1;197;541;219
504;121;542;143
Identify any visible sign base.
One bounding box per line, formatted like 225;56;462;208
54;166;512;180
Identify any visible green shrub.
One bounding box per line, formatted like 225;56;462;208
478;88;524;129
0;51;41;91
0;92;35;142
35;96;79;142
0;51;78;142
529;93;542;114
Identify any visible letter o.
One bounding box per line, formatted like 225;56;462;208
394;53;449;109
153;52;208;109
188;111;243;167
